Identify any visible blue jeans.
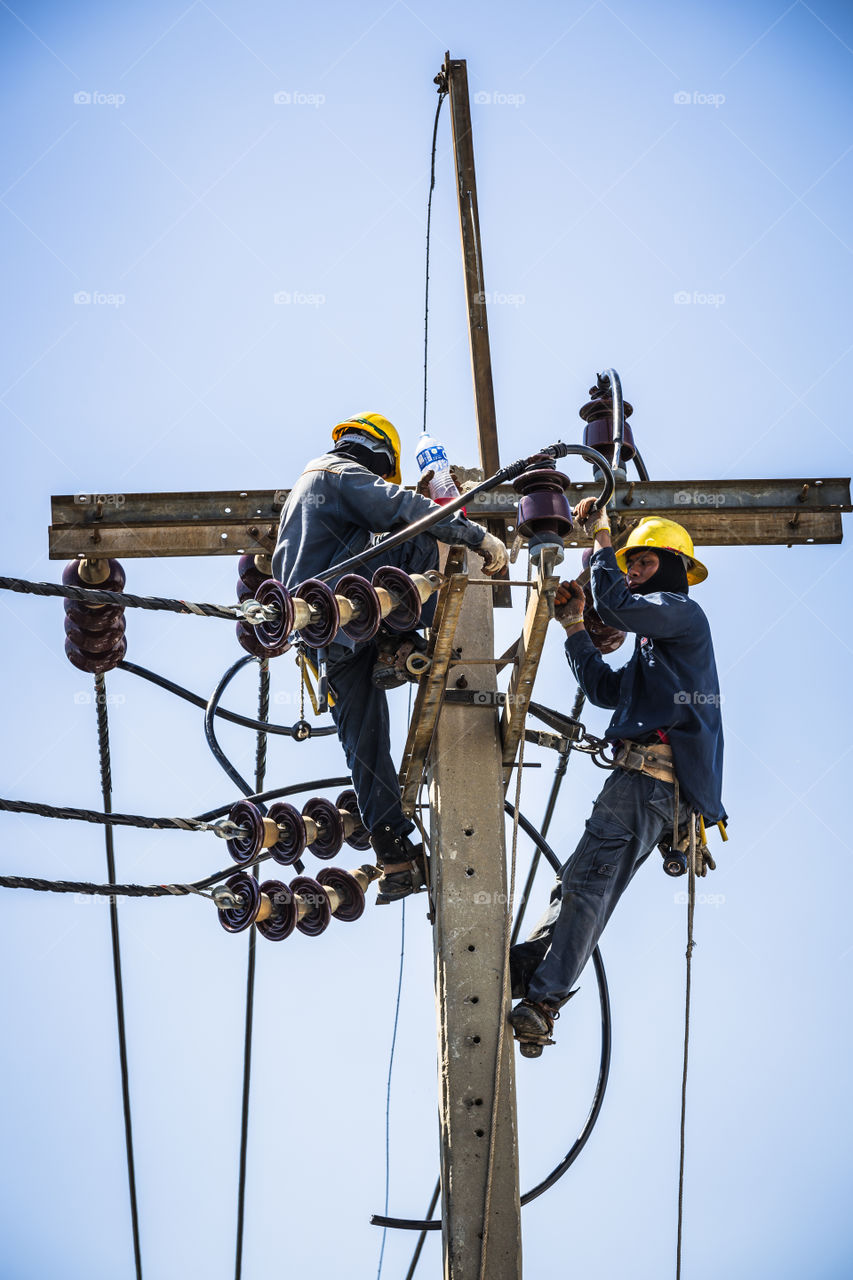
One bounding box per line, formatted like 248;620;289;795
515;768;676;1005
321;532;439;838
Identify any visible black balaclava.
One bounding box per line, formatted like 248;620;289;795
332;434;394;479
627;547;689;596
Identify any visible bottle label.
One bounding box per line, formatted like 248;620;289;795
416;444;448;471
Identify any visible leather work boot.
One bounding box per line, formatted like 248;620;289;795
508;999;560;1058
369;823;428;904
371;629;430;690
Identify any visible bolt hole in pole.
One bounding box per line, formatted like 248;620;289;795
467;944;475;952
465;867;475;876
464;827;474;836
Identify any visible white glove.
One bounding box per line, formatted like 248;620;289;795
474;528;508;577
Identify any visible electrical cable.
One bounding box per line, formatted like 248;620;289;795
376;900;407;1280
510;686;585;947
0;778;358;899
93;672;143;1280
204;655;265;799
0;574;264;621
234;661;269;1280
369;805;611;1232
203;656;305;876
422;85;447;435
118;660;336;737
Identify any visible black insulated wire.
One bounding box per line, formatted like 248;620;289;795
94;672;143;1280
118;660;336;737
234;661;269;1280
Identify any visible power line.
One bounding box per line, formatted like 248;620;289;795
235;659;269;1279
94;671;143;1280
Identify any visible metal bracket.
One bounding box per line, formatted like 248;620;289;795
523;728;570;753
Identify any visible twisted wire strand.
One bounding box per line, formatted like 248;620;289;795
0;574;266;621
94;672;143;1280
234;659;270;1280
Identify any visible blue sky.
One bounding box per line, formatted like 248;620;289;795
1;1;852;1277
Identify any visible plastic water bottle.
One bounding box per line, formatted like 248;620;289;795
415;431;460;504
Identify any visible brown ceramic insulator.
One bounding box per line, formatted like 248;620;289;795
62;558;126;593
65;614;126;653
579;390;636;464
65;635;128;674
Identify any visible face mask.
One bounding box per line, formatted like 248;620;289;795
333;436;394;477
629;549;689;596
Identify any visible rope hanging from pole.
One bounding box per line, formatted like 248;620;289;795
676;815;698;1280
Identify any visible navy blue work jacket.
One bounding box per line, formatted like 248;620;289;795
272;453;486;646
565;547;725;823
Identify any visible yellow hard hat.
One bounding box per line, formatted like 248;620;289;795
614;517;708;585
331;412;402;485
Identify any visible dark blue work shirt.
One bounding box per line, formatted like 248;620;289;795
272;453;486;649
565;547;725;823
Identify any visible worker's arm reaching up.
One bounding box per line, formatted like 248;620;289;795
554;579;622;709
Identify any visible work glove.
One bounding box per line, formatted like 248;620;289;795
473;528;509;577
572;497;610;540
553;579;586;629
416;467;465;499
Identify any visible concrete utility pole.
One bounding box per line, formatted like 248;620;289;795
422;54;523;1280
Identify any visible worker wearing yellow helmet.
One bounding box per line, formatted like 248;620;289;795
510;502;724;1056
272;412;507;904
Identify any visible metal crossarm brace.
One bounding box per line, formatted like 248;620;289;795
48;478;851;559
398;549;469;816
499;549;561;789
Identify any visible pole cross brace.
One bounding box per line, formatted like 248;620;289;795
499;546;561;789
398;548;469;816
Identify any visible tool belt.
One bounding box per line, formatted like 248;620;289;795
614;739;675;785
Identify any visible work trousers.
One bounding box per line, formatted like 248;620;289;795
513;767;676;1006
320;533;439;838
